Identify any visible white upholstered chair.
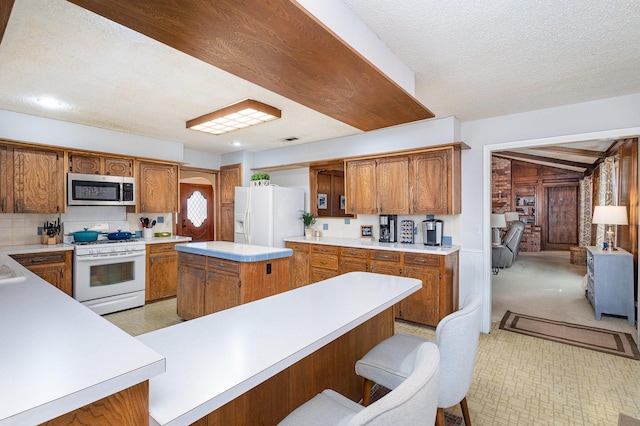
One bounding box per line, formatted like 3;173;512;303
356;294;482;426
278;341;440;426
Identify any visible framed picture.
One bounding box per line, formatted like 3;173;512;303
360;225;373;238
339;195;346;210
318;193;327;209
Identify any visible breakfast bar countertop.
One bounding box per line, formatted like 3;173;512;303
0;252;166;425
138;271;421;426
175;241;292;262
284;235;461;255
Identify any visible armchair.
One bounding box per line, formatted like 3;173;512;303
492;220;525;270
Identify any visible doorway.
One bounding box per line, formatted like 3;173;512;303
484;130;639;336
179;176;215;242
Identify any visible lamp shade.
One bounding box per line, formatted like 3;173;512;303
505;212;520;222
592;206;628;225
491;214;507;228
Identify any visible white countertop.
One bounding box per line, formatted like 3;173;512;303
0;252;166;425
176;241;292;262
0;243;73;255
284;235;461;255
138;272;421;426
140;236;192;245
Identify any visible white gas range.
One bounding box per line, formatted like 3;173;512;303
63;221;146;315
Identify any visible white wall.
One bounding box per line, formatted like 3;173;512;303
0;109;184;162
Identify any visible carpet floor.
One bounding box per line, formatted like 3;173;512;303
500;310;640;360
370;384;462;425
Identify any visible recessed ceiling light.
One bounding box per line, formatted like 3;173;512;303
34;96;67;110
231;142;242;147
187;99;281;135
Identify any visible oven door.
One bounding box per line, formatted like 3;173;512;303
73;251;145;302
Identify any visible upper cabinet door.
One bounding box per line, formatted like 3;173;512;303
13;147;64;213
411;149;454;214
138;161;178;213
69;153;133;176
345;159;377;214
0;145;12;213
376;157;409;214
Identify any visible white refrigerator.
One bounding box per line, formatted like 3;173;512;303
234;186;305;248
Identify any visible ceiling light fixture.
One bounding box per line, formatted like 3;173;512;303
187;99;281;135
34;96;67;110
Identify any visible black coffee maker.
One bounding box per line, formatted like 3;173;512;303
379;215;397;243
422;219;443;246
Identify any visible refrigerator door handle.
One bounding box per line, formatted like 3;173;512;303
244;188;251;244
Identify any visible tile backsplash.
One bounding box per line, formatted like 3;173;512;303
0;213;60;246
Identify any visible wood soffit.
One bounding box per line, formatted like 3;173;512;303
0;0;15;45
66;0;435;132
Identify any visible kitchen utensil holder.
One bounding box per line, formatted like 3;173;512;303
142;228;153;238
41;234;59;245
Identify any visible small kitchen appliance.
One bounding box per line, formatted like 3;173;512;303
422;219;443;246
379;214;397;243
399;220;415;243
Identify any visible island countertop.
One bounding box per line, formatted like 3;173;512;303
0;252;166;425
284;235;461;255
138;272;421;426
176;241;292;262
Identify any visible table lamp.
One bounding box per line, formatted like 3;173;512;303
491;213;507;245
505;211;520;225
592;205;628;251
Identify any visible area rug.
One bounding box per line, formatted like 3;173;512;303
370;384;463;425
619;413;640;426
500;311;640;360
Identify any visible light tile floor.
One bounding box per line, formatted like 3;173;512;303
106;298;640;425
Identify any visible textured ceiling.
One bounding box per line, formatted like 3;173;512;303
1;0;639;156
344;0;640;121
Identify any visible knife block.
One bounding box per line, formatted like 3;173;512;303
41;234;60;245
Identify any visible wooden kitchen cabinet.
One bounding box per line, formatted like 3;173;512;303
0;144;9;213
310;244;340;282
376;157;409;214
138;161;178;213
410;148;461;215
286;241;311;288
10;146;64;213
146;242;179;302
10;251;72;296
286;241;459;327
68;152;133;176
344;144;463;215
340;247;369;273
219;164;241;241
345;159;377;214
177;252;206;320
369;250;403;276
177;252;290;320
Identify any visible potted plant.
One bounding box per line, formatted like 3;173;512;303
299;211;317;237
250;172;270;187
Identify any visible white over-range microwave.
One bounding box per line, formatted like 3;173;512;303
67;172;136;206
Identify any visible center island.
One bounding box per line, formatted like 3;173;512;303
175;241;293;319
138;271;422;425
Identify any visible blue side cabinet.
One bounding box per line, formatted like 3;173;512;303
585;246;635;325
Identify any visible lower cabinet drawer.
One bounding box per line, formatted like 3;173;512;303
311;268;340;282
310;254;339;271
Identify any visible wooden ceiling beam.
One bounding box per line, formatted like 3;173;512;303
0;0;15;46
66;0;434;131
532;146;606;159
496;151;593;170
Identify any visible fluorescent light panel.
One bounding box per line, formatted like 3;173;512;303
187;99;281;135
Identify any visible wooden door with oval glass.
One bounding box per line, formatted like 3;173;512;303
179;183;214;242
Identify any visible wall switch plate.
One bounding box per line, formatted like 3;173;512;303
157;216;165;224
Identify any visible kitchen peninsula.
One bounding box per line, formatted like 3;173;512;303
139;272;421;425
175;241;293;319
0;252;165;425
